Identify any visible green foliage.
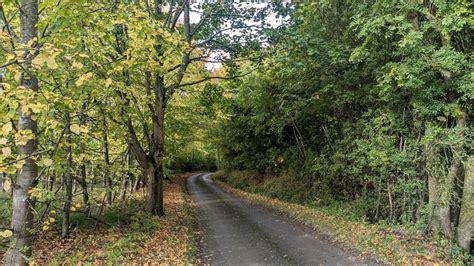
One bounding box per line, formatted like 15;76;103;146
218;0;474;235
101;199;160;232
105;234;146;262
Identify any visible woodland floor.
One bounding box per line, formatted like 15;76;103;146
0;173;196;265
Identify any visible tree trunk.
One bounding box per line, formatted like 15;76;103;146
48;175;55;191
4;0;39;264
78;104;90;215
150;74;165;216
62;113;73;238
132;173;141;193
128;149;134;194
119;178;128;201
457;155;473;251
425;124;444;233
102;112;112;205
429;114;467;238
120;150;133;201
78;166;90;216
146;165;157;212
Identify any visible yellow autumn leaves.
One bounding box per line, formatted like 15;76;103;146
0;230;13;238
42;210;57;231
32;53;58;69
0;178;13;237
2;147;11;156
1;123;13;158
76;73;93;87
31;43;61;70
70;124;88;135
1;122;13;136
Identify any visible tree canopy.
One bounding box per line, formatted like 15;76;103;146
0;0;473;264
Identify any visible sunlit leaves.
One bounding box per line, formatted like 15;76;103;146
42;158;53;167
70;124;81;135
71;62;84;69
0;230;13;238
1;147;12;156
1;123;13;136
31;44;61;70
75;73;93;87
2;179;11;192
105;78;113;87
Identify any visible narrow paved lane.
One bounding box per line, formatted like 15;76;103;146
187;173;374;265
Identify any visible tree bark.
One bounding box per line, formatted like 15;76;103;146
78;104;90;215
425;124;443;233
102;112;113;205
77;166;90;216
144;164;165;216
120;150;133;201
147;73;166;216
457;155;473;251
62;113;73;238
5;0;39;264
429;114;467;238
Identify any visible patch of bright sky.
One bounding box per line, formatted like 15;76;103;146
187;0;289;70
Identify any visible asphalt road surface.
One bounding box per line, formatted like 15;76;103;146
187;173;376;265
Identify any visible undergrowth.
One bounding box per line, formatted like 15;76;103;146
1;173;197;264
213;170;473;264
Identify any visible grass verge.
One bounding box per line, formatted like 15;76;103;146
213;170;472;265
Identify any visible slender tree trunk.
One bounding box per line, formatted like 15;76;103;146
387;180;394;223
5;0;39;264
78;166;90;216
72;180;77;193
457;155;473;251
48;175;55;191
128;150;134;194
102;112;112;205
119;178;128;201
62;113;73;238
133;173;142;192
78;105;90;215
129;175;134;194
120;150;132;201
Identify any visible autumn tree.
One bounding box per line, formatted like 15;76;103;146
4;0;39;264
